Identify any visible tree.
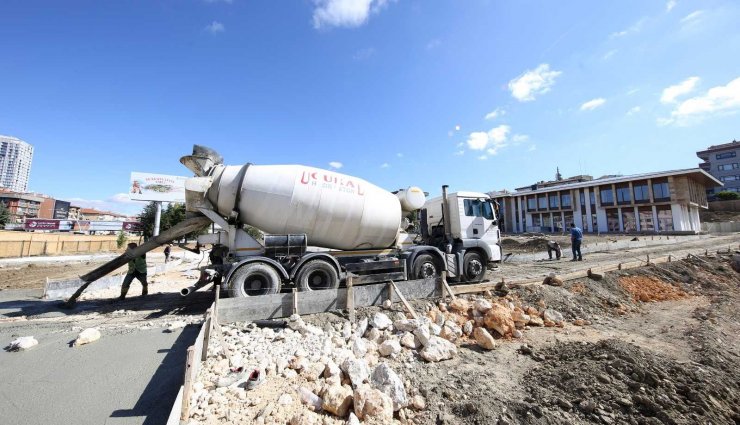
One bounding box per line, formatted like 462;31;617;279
716;191;739;201
0;202;10;227
138;202;207;241
116;230;127;249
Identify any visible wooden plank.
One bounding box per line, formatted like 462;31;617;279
346;276;355;323
181;346;197;421
353;272;406;285
166;386;184;425
292;289;298;315
390;280;419;319
442;277;456;300
214;321;232;359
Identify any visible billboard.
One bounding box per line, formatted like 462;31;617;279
129;172;187;202
123;221;143;232
25;219;60;230
53;200;71;220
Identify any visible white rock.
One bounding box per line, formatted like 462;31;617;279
463;320;474;336
353;384;394;422
419;336;457;362
411;395;426;410
365;328;381;344
324;360;342;378
347;412;361;425
473;298;493;313
400;332;421;349
473;327;496;350
543;309;564;324
322;384;353;417
513;329;523;339
278;393;294;405
430;323;442;336
341;322;352;339
352;338;368;358
75;328;101;346
370;312;392;330
356;318;368;339
413;325;431;347
341;358;370;388
393;319;421;333
371;363;408;411
382;299;392;310
299;386;324;412
166;321;187;332
7;336;38;351
378;339;402;357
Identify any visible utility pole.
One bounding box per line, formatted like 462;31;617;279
153;201;162;237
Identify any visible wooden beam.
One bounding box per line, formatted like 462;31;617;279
390;280;419;320
346;275;355;323
441;276;457;300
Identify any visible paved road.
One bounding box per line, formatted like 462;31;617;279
0;291;211;425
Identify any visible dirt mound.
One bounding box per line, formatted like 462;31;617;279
619;276;688;302
522;339;740;424
501;237;556;252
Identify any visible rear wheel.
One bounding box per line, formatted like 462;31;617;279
296;260;339;291
462;251;486;282
412;254;439;280
228;262;282;297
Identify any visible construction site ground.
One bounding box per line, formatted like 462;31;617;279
0;235;738;424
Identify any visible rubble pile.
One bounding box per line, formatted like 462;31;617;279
188;291;576;424
618;275;688;302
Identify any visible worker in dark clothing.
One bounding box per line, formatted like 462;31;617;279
570;223;583;261
119;243;148;299
547;240;562;260
164;244;171;263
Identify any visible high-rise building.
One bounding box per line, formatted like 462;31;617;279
0;135;34;192
697;139;740;196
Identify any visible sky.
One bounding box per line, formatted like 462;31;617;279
1;0;739;215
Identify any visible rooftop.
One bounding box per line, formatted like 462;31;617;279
697;139;739;157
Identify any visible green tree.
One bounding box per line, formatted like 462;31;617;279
138;201;158;239
116;230;127;248
0;202;10;226
716;191;739;201
138;202;207;241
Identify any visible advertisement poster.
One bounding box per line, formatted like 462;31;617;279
129;172;187;202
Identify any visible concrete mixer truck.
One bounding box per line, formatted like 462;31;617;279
179;145;502;298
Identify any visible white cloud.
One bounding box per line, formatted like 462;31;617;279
660;76;699;103
205;21;225;34
602;50;617;60
426;39;441;51
511;134;529;144
312;0;392;29
380;162;390;168
663;77;740;126
454;150;465;156
329;161;343;169
477;155;488;160
610;18;646;38
465;125;510;154
580;98;606;111
680;10;703;24
666;0;676;12
627;106;641;115
396;153;403;158
527;145;537;152
68;193;142;216
484;108;506;120
508;64;561;102
353;47;376;60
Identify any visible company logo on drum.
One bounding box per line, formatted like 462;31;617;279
300;170;365;196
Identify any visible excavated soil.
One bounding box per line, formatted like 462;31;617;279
406;254;740;424
0;261;125;290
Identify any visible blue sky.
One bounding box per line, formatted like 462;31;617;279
1;0;739;215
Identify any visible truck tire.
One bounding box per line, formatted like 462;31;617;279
228;262;282;297
296;260;339;291
462;251;485;282
412;254;438;280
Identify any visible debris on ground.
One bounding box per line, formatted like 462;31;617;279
74;328;101;346
619;275;688;302
6;336;38;351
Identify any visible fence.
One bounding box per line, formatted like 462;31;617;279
0;231;139;258
701;221;740;233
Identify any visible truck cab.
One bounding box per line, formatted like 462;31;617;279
421;190;502;281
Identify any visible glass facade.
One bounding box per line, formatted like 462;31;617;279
600;187;614;205
633;183;649;202
639;207;654;231
653;181;670;200
549;194;559;209
657;206;673;231
527;197;536;210
606;208;620;232
616;185;631;204
561;192;571;208
622;209;637;232
538;196;547;209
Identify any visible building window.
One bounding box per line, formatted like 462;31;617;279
600;187;614;205
589;191;595;206
716;152;737;160
549;193;559;209
538;196;547;210
633;183;650;202
616;186;631;204
622;209;637;232
718;163;739;171
527;197;537;211
542;214;552;232
563;212;573;231
639;207;654;231
606;208;620;232
657;206;673;231
579;191;585;208
561;193;571;208
719;175;740;182
532;214;541;228
653;182;670;200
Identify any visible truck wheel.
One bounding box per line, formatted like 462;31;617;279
412;254;438;279
229;263;282;297
296;260;339;291
463;251;485;282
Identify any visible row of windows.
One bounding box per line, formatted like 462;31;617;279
601;182;669;205
720;175;740;182
718;163;739;171
716;151;737;160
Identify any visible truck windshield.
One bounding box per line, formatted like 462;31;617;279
464;199;494;220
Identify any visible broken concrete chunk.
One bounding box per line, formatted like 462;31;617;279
543;309;565;324
75;328;101;346
7;336;38;351
356;318;368;339
413;324;431;347
400;332;421;350
379;339;402;357
278;393;294;405
449;298;469;313
347;412;361;425
473;298;493;313
352;338;368;358
483;304;515;337
411;395;426;410
528;316;544;327
463;320;474;336
341;358;370;388
299;386;323;412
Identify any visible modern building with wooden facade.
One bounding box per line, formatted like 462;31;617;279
491;169;721;234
